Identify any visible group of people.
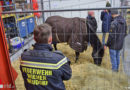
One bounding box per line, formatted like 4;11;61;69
19;2;127;90
87;1;127;72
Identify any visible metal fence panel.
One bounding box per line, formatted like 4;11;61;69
0;1;130;89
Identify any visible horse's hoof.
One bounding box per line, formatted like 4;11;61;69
96;64;101;66
95;63;101;66
75;59;78;63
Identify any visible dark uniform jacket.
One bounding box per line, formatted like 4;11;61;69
106;16;127;50
101;10;112;33
20;43;72;90
87;15;97;33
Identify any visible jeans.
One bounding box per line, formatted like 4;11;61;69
109;49;120;72
102;33;106;45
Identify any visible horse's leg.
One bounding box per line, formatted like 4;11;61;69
53;43;57;50
75;51;80;63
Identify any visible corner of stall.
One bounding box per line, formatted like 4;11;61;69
2;13;36;53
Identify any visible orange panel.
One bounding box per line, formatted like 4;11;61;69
0;12;17;90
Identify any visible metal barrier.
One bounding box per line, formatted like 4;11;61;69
1;6;130;58
0;1;130;89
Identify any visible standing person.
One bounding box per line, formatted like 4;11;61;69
86;11;97;46
20;24;72;90
87;11;97;33
101;1;112;45
104;9;127;72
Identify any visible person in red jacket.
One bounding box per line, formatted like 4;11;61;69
32;0;41;18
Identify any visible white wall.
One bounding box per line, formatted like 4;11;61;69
111;0;120;7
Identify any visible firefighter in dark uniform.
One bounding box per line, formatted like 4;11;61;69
20;24;72;90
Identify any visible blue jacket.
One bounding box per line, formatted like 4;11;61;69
101;11;112;33
106;16;127;50
20;43;72;90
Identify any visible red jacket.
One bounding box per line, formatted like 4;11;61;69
32;0;41;18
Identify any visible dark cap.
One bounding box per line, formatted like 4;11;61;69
106;1;111;7
111;9;118;14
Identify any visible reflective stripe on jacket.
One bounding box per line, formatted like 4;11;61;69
20;44;72;90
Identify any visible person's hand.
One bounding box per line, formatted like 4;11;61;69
104;45;107;50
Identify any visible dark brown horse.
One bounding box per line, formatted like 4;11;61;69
45;16;104;65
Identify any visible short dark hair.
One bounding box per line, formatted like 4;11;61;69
34;24;52;43
111;9;118;15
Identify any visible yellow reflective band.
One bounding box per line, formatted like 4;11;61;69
21;57;66;66
21;57;67;69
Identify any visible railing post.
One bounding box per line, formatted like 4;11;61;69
41;0;45;22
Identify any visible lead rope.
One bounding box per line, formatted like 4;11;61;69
84;18;88;47
85;18;88;39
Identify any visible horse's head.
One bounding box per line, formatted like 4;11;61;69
92;44;104;66
85;18;104;66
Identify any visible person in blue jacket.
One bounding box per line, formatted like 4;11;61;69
20;24;72;90
101;1;112;45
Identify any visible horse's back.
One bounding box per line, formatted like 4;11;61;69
45;16;88;52
46;16;72;24
46;16;74;42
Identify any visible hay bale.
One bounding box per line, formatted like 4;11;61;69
64;63;128;90
12;41;128;90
